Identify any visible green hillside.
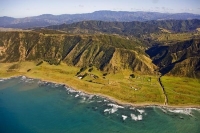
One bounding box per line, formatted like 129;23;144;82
0;31;155;74
0;25;200;106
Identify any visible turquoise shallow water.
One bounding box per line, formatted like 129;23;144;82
0;76;200;133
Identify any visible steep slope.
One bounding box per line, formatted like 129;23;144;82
1;11;200;28
146;39;200;77
46;19;200;36
0;31;156;74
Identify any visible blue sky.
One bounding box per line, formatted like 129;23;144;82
0;0;200;18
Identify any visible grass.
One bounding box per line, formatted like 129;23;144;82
0;61;164;105
1;61;199;106
150;32;200;44
161;76;200;105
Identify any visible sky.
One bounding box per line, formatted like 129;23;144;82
0;0;200;18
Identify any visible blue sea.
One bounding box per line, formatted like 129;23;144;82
0;76;200;133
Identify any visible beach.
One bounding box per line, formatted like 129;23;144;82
1;75;200;109
0;61;200;108
0;75;200;133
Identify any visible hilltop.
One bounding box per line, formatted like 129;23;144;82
0;31;155;74
46;19;200;37
1;10;200;28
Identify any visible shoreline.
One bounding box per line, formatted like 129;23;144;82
1;75;200;109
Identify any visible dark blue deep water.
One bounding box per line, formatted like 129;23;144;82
0;76;200;133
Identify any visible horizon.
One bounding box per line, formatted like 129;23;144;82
1;10;200;18
0;0;200;18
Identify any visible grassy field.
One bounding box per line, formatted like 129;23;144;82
1;61;200;106
161;76;200;105
0;61;164;105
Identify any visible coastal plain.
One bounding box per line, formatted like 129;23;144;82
1;61;200;107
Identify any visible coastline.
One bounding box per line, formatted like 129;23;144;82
1;75;200;109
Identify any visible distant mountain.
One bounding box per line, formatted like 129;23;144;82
1;11;200;29
46;19;200;36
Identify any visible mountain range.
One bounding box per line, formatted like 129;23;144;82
0;31;156;75
0;10;200;78
46;19;200;36
0;23;199;78
1;10;200;29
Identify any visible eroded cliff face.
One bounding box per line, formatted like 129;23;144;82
146;39;200;77
0;31;156;74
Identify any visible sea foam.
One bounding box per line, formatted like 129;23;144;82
107;103;124;109
75;94;79;98
167;108;192;115
137;109;145;114
104;108;118;114
19;76;198;120
161;107;194;116
19;76;35;84
122;115;128;120
103;103;125;114
130;114;143;121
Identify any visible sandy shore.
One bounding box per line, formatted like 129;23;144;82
1;75;200;109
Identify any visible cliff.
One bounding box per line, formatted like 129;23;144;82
0;31;156;74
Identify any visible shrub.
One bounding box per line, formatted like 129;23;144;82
36;61;43;66
130;74;135;78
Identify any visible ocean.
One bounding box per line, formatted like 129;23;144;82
0;76;200;133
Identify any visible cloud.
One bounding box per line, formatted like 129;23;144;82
161;7;173;12
79;5;84;7
152;0;159;4
162;7;170;10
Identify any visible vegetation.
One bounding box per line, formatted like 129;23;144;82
1;61;199;106
36;61;43;66
149;32;200;44
161;76;200;105
0;31;155;75
0;19;200;106
47;19;200;37
146;37;200;77
0;61;164;104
